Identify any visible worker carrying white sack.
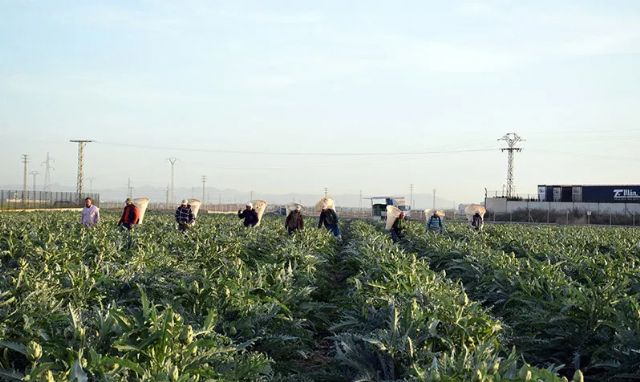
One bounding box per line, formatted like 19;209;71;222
238;203;259;227
385;205;405;243
175;199;196;232
316;198;341;239
426;209;445;234
465;204;486;232
285;204;304;235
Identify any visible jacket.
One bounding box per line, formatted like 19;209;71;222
286;211;304;230
318;209;338;228
392;216;405;233
119;204;140;226
472;214;483;228
427;215;444;231
238;208;259;227
175;205;195;224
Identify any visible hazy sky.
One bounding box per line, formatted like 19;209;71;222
1;0;639;203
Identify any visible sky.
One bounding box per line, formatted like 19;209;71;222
1;0;639;204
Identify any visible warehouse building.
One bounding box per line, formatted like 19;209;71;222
486;185;640;215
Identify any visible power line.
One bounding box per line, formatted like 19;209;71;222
95;140;498;157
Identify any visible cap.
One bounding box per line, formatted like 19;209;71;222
181;199;189;205
246;202;253;209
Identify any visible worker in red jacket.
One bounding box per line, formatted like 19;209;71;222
118;198;140;230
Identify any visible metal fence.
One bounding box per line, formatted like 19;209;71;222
0;190;100;210
487;209;638;227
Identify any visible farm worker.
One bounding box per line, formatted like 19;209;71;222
390;212;405;243
175;199;195;232
238;203;259;227
118;198;140;230
427;211;444;234
471;212;483;231
81;197;100;228
318;203;341;238
285;205;304;235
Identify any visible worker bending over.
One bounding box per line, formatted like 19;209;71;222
318;203;341;238
391;212;406;243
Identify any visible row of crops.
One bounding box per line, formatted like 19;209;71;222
402;222;640;381
0;211;636;380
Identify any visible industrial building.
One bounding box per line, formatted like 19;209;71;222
537;185;640;203
486;184;640;215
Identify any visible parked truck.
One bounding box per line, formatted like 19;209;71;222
369;196;411;220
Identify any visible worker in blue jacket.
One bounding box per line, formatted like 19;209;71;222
427;211;444;234
318;204;341;239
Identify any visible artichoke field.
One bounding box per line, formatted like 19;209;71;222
1;211;634;381
403;221;640;381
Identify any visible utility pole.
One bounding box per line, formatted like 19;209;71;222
168;158;177;204
201;175;207;205
359;190;363;214
324;187;328;198
498;133;524;198
432;188;436;210
127;178;134;198
165;184;170;210
41;152;54;191
21;154;29;202
410;184;414;208
250;190;254;201
70;140;93;201
30;171;39;193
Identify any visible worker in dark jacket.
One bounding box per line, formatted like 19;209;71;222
175;199;195;232
471;212;483;231
285;205;304;235
238;203;259;227
427;211;444;234
318;204;341;238
118;198;140;230
391;212;405;243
